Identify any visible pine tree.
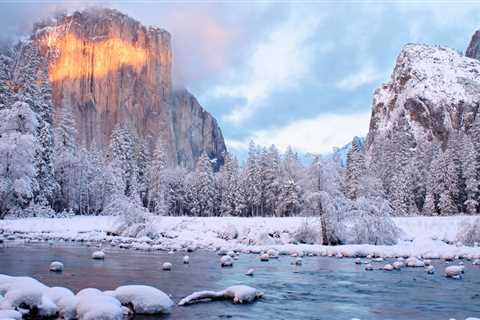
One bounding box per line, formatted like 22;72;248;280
461;135;479;214
147;137;169;214
109;124;140;204
0;100;39;216
344;137;365;199
217;153;241;216
190;153;215;216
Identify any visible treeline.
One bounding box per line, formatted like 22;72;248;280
1;40;479;224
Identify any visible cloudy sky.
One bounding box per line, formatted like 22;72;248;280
2;1;480;157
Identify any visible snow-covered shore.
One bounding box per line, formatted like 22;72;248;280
1;216;479;259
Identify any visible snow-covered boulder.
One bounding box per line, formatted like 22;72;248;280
445;265;464;278
259;253;269;262
473;259;480;265
406;257;425;267
57;295;79;320
383;264;394;271
183;255;190;264
220;256;233;267
178;285;263;306
49;261;64;272
355;258;362;265
162;262;172;271
365;264;373;271
46;286;74;305
245;268;254;276
293;257;302;266
76;290;123;320
108;285;173;314
267;249;279;259
92;251;105;260
425;265;435;274
393;261;403;270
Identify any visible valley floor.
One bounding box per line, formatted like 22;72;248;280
1;215;479;259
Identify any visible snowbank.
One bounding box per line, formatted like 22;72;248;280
1;215;480;258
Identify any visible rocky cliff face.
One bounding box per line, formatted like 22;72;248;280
366;43;480;155
31;8;225;168
466;30;480;60
172;89;226;169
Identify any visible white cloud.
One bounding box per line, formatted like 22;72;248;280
226;111;371;154
209;10;321;125
336;63;383;90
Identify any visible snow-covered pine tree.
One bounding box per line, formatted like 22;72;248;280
344;137;365;200
461;134;479;214
244;141;261;216
0;100;39;217
217;153;241;216
190;153;216;216
109;124;141;204
432;145;458;216
277;179;302;217
147;137;169;214
264;145;281;216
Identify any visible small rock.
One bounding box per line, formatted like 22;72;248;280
425;265;435;274
162;262;172;271
355;258;362;265
267;249;279;259
472;259;480;265
260;253;270;262
245;268;254;276
183;255;190;264
365;264;373;271
294;257;303;266
49;261;64;272
227;250;236;258
221;255;233;267
92;251;105;260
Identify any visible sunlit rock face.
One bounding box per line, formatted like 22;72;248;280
32;8;225;168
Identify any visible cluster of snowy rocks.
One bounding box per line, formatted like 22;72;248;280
0;274;262;320
0;275;174;320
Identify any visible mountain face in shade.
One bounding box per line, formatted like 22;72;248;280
366;43;480;156
31;8;226;168
466;30;480;60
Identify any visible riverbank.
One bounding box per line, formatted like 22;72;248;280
1;216;479;259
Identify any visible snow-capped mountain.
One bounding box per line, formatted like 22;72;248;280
366;43;480;154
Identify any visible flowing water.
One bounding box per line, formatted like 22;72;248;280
0;243;479;320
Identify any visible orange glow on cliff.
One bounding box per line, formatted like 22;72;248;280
44;33;148;82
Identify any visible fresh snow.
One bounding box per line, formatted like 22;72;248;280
0;309;22;320
1;216;480;259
